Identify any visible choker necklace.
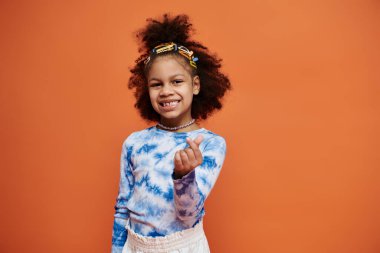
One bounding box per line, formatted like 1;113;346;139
157;118;195;131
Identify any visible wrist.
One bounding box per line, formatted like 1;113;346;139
173;171;185;179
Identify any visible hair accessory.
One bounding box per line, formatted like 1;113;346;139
144;42;198;69
157;118;195;131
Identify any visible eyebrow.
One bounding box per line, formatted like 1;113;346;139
148;74;185;82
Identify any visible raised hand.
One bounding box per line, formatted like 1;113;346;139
173;134;204;179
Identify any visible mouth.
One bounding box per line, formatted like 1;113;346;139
159;100;181;110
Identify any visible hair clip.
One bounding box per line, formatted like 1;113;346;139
154;43;177;54
143;42;198;69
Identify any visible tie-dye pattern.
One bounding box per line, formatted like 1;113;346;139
111;126;227;253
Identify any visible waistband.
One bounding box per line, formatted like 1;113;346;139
125;220;205;251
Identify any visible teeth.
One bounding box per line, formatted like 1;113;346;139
162;101;179;107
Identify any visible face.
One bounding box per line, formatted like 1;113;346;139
147;55;200;127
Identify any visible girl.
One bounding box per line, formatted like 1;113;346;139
111;13;231;253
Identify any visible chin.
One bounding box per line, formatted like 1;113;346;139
159;112;181;120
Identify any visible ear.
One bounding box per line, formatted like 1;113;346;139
192;75;200;95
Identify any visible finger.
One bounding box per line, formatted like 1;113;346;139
193;134;204;146
186;134;204;147
184;147;197;167
179;150;190;169
186;137;203;163
174;151;184;170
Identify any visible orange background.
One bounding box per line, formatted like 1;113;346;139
1;1;379;253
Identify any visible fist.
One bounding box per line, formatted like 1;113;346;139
173;134;204;179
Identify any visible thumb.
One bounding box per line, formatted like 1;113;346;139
193;134;204;146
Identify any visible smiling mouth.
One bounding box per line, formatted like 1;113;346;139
159;100;180;107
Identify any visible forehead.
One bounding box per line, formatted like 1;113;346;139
146;55;192;79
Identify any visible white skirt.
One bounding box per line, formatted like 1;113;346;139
122;220;210;253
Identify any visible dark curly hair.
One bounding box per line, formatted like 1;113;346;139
128;13;232;123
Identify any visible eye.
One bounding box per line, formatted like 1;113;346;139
149;83;161;87
173;79;183;84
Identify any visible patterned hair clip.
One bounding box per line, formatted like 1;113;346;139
143;42;198;69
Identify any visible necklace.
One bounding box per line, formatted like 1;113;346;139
157;118;195;131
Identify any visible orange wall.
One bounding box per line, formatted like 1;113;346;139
1;1;379;252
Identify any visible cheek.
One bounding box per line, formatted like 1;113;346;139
182;87;194;101
148;91;158;105
148;89;156;98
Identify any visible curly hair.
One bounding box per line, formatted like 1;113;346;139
128;13;232;123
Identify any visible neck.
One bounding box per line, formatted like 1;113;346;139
156;124;201;133
157;118;200;132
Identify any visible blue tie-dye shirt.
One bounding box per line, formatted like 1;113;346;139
111;125;227;253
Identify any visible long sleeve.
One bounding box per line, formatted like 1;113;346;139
111;137;135;253
172;135;227;226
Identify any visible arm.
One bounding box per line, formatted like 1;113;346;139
111;137;134;253
172;136;227;226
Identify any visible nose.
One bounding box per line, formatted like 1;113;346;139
159;83;174;96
